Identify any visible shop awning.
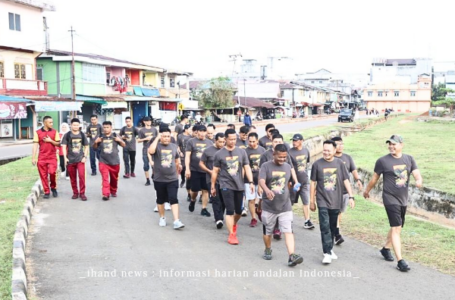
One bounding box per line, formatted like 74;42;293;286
0;95;34;103
123;96;154;101
142;88;160;97
102;101;128;109
35;101;82;112
149;97;182;103
76;95;107;105
133;86;143;96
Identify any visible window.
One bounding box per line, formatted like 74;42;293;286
170;78;175;88
106;72;111;84
14;63;26;79
394;91;399;97
82;63;105;84
281;91;284;97
319;81;322;84
378;91;383;97
160;76;165;88
311;81;315;84
367;91;372;97
159;102;177;111
410;91;416;97
0;62;4;78
8;13;21;31
37;64;43;81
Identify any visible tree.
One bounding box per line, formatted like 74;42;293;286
432;83;455;113
193;77;234;109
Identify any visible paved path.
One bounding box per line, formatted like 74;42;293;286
27;142;454;300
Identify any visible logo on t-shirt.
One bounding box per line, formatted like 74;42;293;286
103;139;113;154
250;154;261;172
265;142;273;150
271;171;286;194
323;168;337;192
393;165;408;188
161;150;173;168
90;128;98;139
125;131;133;142
296;155;307;173
71;138;82;154
195;143;208;158
226;156;239;176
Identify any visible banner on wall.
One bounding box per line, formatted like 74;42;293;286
34;101;82;112
0;102;28;119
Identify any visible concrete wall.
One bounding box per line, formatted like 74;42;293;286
0;49;38;80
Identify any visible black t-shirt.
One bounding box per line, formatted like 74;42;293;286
186;138;213;172
177;133;192;163
289;147;310;184
236;138;248;150
98;133;122;165
61;131;89;164
138;127;158;154
335;153;356;194
259;136;273;151
258;161;292;214
86;124;103;147
120;126;139;151
245;146;266;184
152;143;180;182
200;145;222;184
175;123;185;136
213;147;249;191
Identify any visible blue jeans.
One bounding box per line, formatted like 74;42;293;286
318;207;340;254
89;146;100;173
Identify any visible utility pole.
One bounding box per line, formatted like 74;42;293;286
228;53;242;79
69;26;76;118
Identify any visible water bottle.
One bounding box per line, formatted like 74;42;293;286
293;183;301;192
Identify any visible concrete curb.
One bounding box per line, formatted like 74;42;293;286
11;179;42;300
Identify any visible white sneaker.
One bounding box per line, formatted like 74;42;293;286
66;177;69;181
173;219;185;229
154;206;158;212
331;250;338;260
322;253;332;264
241;208;248;217
165;202;171;211
60;172;65;179
159;217;166;227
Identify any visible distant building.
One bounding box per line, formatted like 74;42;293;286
369;58;432;84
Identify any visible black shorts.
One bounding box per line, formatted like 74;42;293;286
385;205;407;227
154;180;179;205
190;171;208;192
220;188;244;216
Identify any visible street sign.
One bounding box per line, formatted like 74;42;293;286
178;103;184;111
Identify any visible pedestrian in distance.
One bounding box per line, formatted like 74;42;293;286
120;116;139;179
32;116;60;199
244;111;252;127
61;118;89;201
363;135;422;272
137;116;158;186
58;122;70;180
86;115;103;176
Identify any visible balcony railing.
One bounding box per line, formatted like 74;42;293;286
0;78;48;96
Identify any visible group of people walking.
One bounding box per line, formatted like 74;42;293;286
32;114;422;270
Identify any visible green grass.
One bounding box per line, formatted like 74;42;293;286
0;156;37;299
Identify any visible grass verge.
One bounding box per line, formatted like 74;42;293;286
0;156;37;299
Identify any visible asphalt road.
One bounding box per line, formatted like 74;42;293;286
27;138;454;300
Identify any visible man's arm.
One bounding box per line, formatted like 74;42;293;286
210;166;220;196
290;168;298;185
363;173;381;198
344;179;355;209
199;161;212;176
310;180;317;211
352;169;363;190
243;165;254;183
412;169;423;188
62;145;68;164
32;142;38;166
114;135;126;148
148;135;160;155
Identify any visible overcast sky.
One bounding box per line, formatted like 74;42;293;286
43;0;452;78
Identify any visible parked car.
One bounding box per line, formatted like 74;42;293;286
338;109;354;123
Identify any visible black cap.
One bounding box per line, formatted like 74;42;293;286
184;124;191;130
291;133;304;141
198;125;207;132
143;116;152;121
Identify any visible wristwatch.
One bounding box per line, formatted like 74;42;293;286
349;196;355;200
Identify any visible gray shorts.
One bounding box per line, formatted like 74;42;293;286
340;193;350;213
290;183;310;205
262;210;293;235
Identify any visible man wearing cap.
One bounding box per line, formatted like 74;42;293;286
259;124;275;150
289;133;314;229
185;125;213;216
364;135;422;272
138;116;158;186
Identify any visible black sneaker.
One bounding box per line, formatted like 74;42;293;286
216;220;224;229
189;201;195;212
288;253;304;267
102;196;110;201
303;220;315;229
43;193;50;199
91;172;96;176
380;247;395;261
201;208;211;217
263;248;272;260
145;179;151;186
51;189;58;198
397;259;410;272
335;234;345;245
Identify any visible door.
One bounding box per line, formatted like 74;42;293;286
132;102;146;127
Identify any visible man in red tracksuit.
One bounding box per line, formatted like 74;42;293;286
93;121;125;201
61;118;89;201
32;116;60;199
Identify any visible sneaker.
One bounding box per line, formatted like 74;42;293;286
65;177;70;181
154;206;158;212
228;233;239;245
189;201;195;212
131;173;136;177
288;254;304;267
159;217;166;227
80;194;87;201
173;219;185;229
397;259;411;272
43;193;50;199
273;228;282;240
335;235;345;245
180;181;185;188
51;189;58;198
330;250;338;260
263;248;272;260
165;202;171;211
145;179;151;186
91;172;96;176
322;253;332;264
201;208;211;217
216;220;224;229
380;247;395;262
303;220;315;229
249;218;258;227
233;224;237;234
102;196;110;201
241;208;248;217
72;194;79;199
123;173;130;178
186;194;191;202
60;172;66;179
111;193;117;198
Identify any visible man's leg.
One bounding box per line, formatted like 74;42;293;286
168;180;180;221
211;183;224;222
328;209;340;248
77;162;86;195
301;183;310;221
384;205;406;261
154;181;166;218
48;160;58;192
109;164;120;195
142;153;151;185
233;191;244;226
123;149;130;175
99;163;110;197
67;163;79;195
318;207;332;254
37;161;50;194
280;211;296;255
221;189;236;234
201;190;209;209
130;151;136;175
89;147;97;174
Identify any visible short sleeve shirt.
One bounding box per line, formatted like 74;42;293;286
213;147;249;191
61;131;89;164
289;147;311;184
335;153;356;194
236;138;248;150
120;126;139;151
153;143;179;182
86;124;103;146
177;133;192;162
200;145;221;184
258;161;292;214
374;154;418;206
310;158;350;209
186;138;213;172
259;136;273;151
138;127;158;154
245;146;266;184
259;149;294;168
33;127;60;161
98;134;121;165
175;123;184;136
